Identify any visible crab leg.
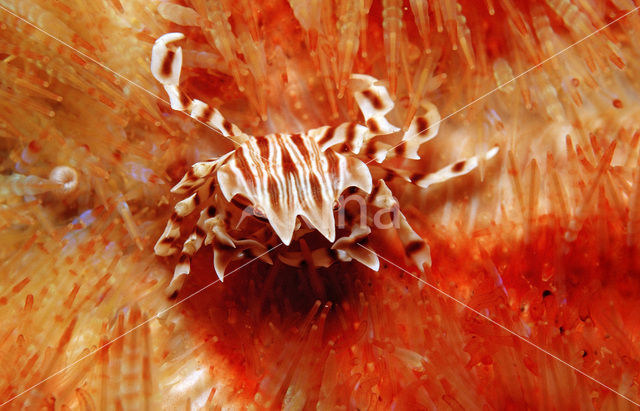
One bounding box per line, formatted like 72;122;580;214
350;74;400;136
277;228;378;270
277;180;431;272
331;225;380;270
151;33;248;144
390;100;441;160
308;123;371;155
164;202;273;296
309;74;402;156
368;180;431;270
165;207;211;296
170;151;233;195
342;74;441;163
410;146;499;189
346;74;443;163
155;178;214;256
374;146;500;190
354;101;440;164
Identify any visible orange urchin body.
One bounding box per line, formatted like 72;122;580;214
1;0;640;409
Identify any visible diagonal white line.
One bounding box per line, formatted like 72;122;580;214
358;244;640;407
2;1;639;407
0;244;281;407
0;3;247;147
365;6;640;166
0;6;284;407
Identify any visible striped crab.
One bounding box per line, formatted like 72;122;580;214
151;33;498;296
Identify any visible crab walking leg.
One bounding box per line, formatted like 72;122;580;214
171;151;233;195
395;100;441;160
309;74;402;156
154;177;215;256
309;123;371;155
332;225;380;270
277;179;431;272
151;33;247;143
154;213;183;257
369;180;431;270
164;203;273;296
212;239;273;281
276;207;375;269
356;100;441;163
170;162;216;195
165;207;211;296
411;146;500;189
375;146;500;189
329;179;431;272
346;74;442;163
350;74;400;136
182;204;274;287
329;116;441;163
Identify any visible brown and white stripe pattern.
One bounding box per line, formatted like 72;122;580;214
153;153;229;258
373;146;500;191
151;32;501;295
331;225;380;270
151;33;246;143
409;146;500;189
351;74;399;136
398;101;441;160
369;180;431;270
217;133;372;245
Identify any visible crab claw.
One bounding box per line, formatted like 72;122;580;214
151;32;185;86
332;226;380;271
350;74;399;135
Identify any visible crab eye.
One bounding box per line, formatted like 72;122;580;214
332;201;341;211
252;206;267;219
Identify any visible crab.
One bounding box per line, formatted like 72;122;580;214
151;33;499;296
